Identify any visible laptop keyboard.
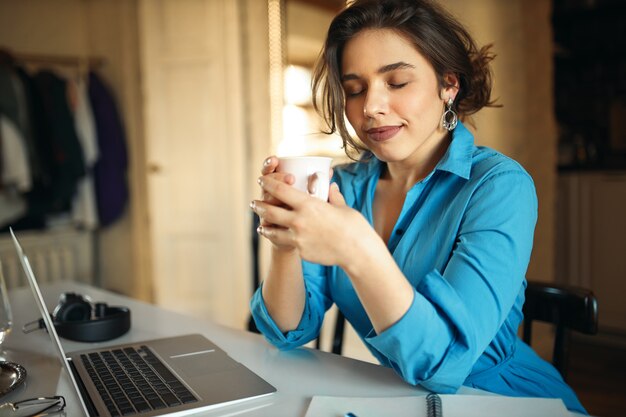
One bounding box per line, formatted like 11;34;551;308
81;346;197;416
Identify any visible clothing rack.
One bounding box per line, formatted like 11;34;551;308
0;48;105;71
15;52;105;68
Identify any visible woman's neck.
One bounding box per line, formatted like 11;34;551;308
382;131;452;190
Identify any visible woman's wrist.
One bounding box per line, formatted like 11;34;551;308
339;225;387;278
270;245;300;262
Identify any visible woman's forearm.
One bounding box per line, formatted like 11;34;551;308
261;248;306;332
340;230;415;335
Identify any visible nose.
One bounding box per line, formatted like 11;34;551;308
362;84;388;118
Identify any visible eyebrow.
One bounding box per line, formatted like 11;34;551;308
341;61;416;82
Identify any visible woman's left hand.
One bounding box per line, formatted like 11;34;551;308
252;176;372;268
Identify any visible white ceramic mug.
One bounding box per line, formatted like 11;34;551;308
277;156;332;201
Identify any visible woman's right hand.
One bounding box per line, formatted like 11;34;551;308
258;155;293;206
251;156;296;251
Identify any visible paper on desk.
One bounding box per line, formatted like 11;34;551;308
305;394;571;417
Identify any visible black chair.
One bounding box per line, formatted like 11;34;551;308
247;213;261;334
522;280;598;380
329;310;346;355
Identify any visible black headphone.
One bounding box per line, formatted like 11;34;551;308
49;292;131;342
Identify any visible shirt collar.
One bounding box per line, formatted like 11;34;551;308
434;120;474;180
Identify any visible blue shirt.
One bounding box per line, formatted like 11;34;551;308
250;122;585;414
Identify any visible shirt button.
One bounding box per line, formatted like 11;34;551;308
395;229;404;235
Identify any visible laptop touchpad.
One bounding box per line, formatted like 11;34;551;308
172;351;240;377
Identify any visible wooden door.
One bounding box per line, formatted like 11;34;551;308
139;0;249;328
557;172;626;335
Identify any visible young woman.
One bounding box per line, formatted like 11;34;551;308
249;0;586;413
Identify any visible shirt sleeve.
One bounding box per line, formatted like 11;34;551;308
249;260;333;349
365;169;538;392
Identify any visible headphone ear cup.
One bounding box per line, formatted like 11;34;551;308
54;292;93;322
54;306;131;342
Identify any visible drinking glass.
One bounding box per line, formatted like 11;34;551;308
0;260;13;347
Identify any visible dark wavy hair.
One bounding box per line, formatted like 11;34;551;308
312;0;497;157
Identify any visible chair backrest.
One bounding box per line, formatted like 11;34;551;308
331;310;346;355
522;280;598;379
247;213;261;333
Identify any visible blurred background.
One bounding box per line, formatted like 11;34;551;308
0;0;624;415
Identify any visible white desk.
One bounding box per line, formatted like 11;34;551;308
1;282;578;416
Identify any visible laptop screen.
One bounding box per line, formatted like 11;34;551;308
10;228;91;415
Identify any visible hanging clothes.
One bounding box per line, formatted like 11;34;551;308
71;76;99;230
7;66;57;230
88;71;128;227
33;69;86;214
0;65;21;132
14;65;49;186
0;58;33;227
0;115;31;192
0;50;128;231
0;62;40;180
0;115;28;225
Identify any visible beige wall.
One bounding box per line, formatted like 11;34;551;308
287;1;335;66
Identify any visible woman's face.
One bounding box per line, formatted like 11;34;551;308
341;29;455;164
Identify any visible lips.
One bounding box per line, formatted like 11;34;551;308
365;126;401;142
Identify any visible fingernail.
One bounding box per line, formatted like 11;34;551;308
263;157;272;167
256;225;263;235
257;177;264;187
249;201;256;210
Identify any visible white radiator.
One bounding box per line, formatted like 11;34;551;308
0;228;95;289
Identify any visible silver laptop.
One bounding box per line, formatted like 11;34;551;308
10;228;276;416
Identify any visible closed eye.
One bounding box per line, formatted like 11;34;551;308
343;85;366;98
346;89;364;97
389;82;408;89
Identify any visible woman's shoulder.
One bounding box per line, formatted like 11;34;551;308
470;146;534;184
